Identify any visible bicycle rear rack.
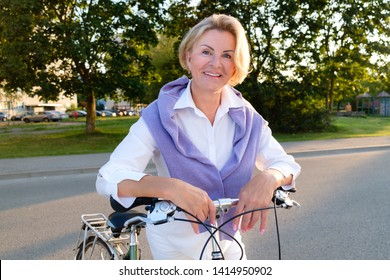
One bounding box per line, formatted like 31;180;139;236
74;213;131;259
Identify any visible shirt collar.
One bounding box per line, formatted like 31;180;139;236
173;80;245;113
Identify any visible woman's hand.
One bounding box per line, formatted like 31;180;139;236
169;179;216;234
233;169;289;234
118;176;216;234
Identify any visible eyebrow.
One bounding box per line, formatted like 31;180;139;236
200;44;234;53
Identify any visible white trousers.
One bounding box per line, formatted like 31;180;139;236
146;211;247;260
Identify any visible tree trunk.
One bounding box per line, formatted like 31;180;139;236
85;91;96;134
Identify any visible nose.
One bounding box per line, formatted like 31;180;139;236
209;54;222;67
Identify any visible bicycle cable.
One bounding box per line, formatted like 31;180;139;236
205;202;285;260
200;224;244;260
174;215;244;260
273;200;282;260
175;201;284;260
174;209;227;260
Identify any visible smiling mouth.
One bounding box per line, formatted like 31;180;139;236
204;72;222;77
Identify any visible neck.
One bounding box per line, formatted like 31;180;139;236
191;87;222;125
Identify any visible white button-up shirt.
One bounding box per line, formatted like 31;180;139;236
96;82;301;208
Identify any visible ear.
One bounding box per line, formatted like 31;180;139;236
185;51;192;71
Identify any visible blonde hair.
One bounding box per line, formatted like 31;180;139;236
178;14;251;86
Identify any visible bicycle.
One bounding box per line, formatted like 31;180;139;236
74;187;300;260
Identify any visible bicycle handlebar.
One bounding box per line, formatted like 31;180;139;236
111;187;299;212
120;188;299;228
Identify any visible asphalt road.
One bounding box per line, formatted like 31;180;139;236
1;146;389;260
244;148;390;259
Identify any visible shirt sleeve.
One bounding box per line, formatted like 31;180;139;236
96;117;156;208
255;121;301;190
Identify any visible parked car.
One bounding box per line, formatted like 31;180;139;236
96;110;106;116
100;110;116;117
52;111;69;120
68;110;87;118
11;112;33;121
116;110;126;116
0;112;8;121
127;110;138;116
22;111;61;123
113;109;130;116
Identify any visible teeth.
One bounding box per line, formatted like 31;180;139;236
205;72;221;77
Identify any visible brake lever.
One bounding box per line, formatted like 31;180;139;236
273;188;301;209
146;200;177;225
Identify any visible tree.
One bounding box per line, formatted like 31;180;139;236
146;34;182;103
163;0;334;132
306;0;389;111
0;0;164;133
163;0;389;132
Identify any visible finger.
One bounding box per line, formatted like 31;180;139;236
247;210;261;231
186;213;200;234
233;202;245;231
240;209;252;232
208;199;217;225
191;222;200;234
259;209;268;235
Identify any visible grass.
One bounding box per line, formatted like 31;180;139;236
1;115;389;159
274;116;390;142
0;117;138;159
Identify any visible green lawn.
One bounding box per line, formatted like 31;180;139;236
274;116;390;141
0;117;138;158
1;115;389;159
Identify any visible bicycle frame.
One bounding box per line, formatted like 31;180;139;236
122;225;140;260
209;198;239;260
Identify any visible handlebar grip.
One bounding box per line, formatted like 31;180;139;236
110;196;156;212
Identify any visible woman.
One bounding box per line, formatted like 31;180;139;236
96;14;301;259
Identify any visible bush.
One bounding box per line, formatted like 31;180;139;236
275;98;332;133
240;79;332;133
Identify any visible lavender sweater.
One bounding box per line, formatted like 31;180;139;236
142;76;264;239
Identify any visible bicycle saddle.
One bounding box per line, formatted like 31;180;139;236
108;211;147;237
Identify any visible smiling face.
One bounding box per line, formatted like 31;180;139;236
186;29;236;96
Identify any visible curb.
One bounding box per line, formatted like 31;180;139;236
0;162;158;180
286;143;390;158
0;167;99;180
1;140;389;180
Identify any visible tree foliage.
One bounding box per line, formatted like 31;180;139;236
0;0;164;133
160;0;390;132
1;0;389;133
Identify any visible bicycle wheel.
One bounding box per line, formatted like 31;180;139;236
75;237;114;260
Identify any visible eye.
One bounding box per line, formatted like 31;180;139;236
202;49;212;55
222;53;233;60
